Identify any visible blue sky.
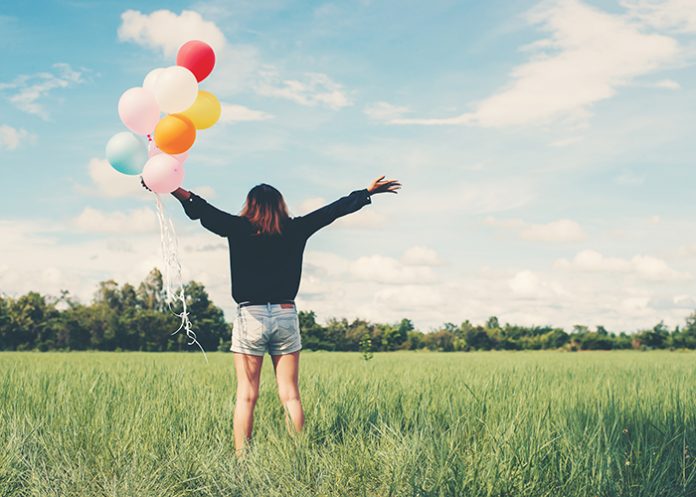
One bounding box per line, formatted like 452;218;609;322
2;0;696;331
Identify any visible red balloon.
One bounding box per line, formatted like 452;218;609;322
176;41;216;82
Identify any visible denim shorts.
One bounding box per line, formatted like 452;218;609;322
231;303;302;356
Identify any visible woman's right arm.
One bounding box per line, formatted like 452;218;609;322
171;187;191;202
141;178;237;237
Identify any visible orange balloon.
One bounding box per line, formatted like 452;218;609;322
154;114;196;154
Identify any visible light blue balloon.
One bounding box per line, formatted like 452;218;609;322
105;131;148;175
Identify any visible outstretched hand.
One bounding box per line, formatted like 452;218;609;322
367;175;401;195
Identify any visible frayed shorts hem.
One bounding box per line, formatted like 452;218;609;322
230;347;265;356
269;345;302;356
230;345;302;356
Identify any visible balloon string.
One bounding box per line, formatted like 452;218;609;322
154;193;208;363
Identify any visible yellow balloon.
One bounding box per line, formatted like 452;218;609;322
181;90;221;130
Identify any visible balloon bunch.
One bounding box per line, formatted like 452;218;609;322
104;41;220;360
105;40;221;193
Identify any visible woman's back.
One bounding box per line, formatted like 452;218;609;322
227;216;308;303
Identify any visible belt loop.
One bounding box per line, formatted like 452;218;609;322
266;302;271;313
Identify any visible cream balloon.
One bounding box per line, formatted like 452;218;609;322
143;67;165;94
153;66;198;114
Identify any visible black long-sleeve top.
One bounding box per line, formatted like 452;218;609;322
178;189;372;303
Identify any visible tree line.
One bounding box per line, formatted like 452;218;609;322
1;269;695;352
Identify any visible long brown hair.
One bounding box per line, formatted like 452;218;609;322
239;183;290;235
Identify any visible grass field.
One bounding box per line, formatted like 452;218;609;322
0;351;694;497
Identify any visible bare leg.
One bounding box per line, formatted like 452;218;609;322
233;352;264;457
271;351;304;433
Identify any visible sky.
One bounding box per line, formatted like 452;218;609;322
2;0;696;332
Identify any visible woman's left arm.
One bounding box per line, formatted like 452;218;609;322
141;182;236;237
297;176;401;237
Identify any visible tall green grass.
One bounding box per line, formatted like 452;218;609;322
0;351;694;496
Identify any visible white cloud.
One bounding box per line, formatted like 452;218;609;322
632;254;690;281
334;209;385;229
555;249;690;281
192;185;216;198
509;270;541;297
508;270;568;298
654;78;681;90
677;242;696;257
297;248;448;324
351;254;436;284
364;101;409;121
406;179;536;215
373;285;443;310
557;249;631;272
256;70;352;109
0;63;84;119
75;158;150;199
219;103;273;123
0;124;34;150
118;9;226;56
303;247;442;287
522;219;586;242
486;217;587;242
401;246;443;266
385;0;679;127
623;0;696;33
74;207;158;234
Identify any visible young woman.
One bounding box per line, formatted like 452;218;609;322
161;175;401;455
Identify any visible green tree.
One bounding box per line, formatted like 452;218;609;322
670;313;696;348
486;316;500;330
137;269;166;312
423;329;455;351
382;318;412;351
634;321;670;349
298;310;331;350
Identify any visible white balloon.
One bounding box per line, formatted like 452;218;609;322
153;66;198;114
143;67;165;94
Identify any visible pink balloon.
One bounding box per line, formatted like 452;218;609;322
147;141;188;163
141;154;184;193
118;87;160;135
